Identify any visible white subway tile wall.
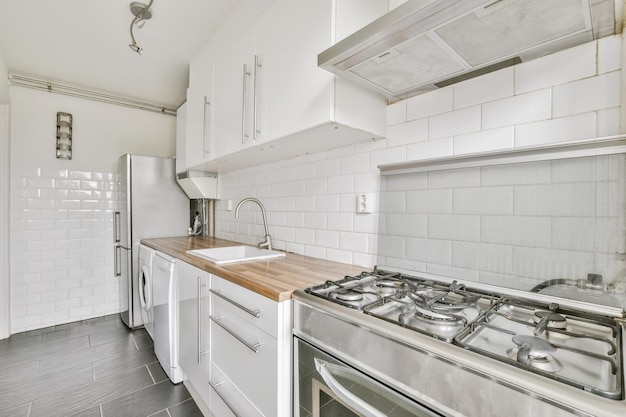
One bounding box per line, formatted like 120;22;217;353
216;36;623;283
10;166;117;333
378;154;626;289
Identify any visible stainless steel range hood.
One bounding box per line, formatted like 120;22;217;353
319;0;622;102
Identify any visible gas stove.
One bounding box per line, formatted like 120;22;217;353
295;267;626;417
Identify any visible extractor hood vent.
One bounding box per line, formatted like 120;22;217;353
318;0;622;102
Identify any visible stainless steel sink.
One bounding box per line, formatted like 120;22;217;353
187;246;285;265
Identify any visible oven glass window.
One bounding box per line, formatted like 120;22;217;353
296;338;443;417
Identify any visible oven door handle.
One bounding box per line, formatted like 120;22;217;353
314;358;387;417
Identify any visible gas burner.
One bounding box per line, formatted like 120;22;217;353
331;290;363;302
511;335;563;373
399;303;472;325
533;304;567;335
406;280;480;312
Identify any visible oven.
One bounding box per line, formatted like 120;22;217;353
294;337;441;417
292;268;626;417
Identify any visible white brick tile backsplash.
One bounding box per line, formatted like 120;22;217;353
452;241;513;274
480;161;551;186
429;105;481;140
387;100;406;126
340;153;369;175
453;187;514;215
514;41;597;94
428;214;480;242
10;165;118;333
406;237;451;265
482;89;551;130
453;67;514;110
597;107;621;137
406;137;453;161
386;213;427;237
339;232;368;252
481;216;551;247
406;189;453;214
428;167;480;189
315;230;340;248
327;175;353;194
328;213;353;232
552;71;621;118
407;87;453;121
598;35;622;74
387;118;429;147
515;112;597;147
513;246;596;280
514;182;597;216
454;127;514;155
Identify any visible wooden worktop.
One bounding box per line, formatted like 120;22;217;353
141;236;366;302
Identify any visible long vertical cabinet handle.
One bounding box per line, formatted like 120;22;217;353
113;211;120;243
114;246;121;277
253;55;261;140
197;276;208;363
202;96;211;157
241;64;250;144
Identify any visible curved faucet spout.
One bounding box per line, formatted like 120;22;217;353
235;198;273;250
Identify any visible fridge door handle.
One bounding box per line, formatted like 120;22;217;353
114;246;121;277
113;211;121;243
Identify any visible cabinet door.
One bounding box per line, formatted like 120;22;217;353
177;261;210;405
212;23;257;159
175;102;187;174
211;295;279;417
185;59;214;168
256;0;333;143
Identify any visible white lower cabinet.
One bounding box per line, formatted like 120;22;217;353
177;261;211;408
178;262;292;417
210;275;292;417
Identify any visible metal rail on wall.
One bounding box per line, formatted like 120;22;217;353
8;73;177;116
378;135;626;175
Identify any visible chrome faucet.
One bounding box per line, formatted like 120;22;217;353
235;198;273;250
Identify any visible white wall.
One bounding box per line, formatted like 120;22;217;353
9;86;176;334
216;35;623;270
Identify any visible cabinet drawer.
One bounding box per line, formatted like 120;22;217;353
211;305;278;417
210;362;263;417
211;275;282;338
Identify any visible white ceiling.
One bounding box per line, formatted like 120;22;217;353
0;0;243;109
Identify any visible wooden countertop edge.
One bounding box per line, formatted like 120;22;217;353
141;236;367;302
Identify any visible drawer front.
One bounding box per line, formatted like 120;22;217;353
211;301;278;417
211;275;280;338
210;362;263;417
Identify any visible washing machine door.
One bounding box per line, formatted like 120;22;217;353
139;264;153;338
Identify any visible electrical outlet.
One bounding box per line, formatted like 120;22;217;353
356;193;375;214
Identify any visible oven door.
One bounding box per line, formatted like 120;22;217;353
294;337;443;417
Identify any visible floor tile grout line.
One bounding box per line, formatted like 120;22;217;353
146;363;157;384
131;334;139;351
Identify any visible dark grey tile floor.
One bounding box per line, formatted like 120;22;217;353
0;314;203;417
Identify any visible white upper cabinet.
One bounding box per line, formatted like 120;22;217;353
181;0;388;173
182;48;215;172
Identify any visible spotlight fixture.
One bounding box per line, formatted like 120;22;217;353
128;0;153;55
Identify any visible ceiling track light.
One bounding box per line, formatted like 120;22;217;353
128;0;154;55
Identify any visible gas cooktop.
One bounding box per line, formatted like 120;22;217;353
303;267;624;401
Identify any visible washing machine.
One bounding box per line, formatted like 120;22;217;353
152;251;183;384
137;245;155;339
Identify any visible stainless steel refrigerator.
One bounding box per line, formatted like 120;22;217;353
114;154;189;329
